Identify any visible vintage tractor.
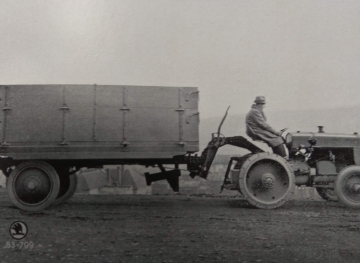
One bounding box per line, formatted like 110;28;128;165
185;108;360;209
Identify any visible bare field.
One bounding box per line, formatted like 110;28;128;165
1;190;359;263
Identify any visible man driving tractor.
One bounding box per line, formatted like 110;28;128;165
245;96;287;157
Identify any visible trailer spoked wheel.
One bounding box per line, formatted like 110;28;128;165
7;161;60;212
238;152;295;209
316;188;338;202
52;172;78;206
335;166;360;208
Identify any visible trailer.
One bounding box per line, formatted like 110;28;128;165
0;85;199;211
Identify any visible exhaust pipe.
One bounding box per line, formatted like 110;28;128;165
318;126;325;133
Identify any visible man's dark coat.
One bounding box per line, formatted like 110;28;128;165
245;104;283;147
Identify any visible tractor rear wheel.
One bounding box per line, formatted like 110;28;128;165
335;166;360;208
238;152;295;209
7;161;60;212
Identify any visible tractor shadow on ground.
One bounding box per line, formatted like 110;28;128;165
225;199;257;209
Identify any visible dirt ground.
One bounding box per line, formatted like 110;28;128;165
1;189;360;263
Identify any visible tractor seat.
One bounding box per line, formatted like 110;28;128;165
252;138;265;143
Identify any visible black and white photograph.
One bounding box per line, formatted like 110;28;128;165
1;1;360;262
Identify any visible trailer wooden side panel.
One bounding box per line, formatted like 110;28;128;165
0;85;199;161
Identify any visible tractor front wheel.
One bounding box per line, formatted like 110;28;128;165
335;166;360;208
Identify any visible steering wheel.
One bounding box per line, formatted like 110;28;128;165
279;128;288;144
280;128;288;136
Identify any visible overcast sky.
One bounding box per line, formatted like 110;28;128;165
0;0;359;119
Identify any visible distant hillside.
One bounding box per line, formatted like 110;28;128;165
199;105;360;154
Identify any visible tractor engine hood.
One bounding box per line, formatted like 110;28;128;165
286;130;360;150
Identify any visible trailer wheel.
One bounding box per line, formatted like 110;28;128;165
52;172;78;206
238;152;295;209
316;188;338;202
335;166;360;208
7;161;60;212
